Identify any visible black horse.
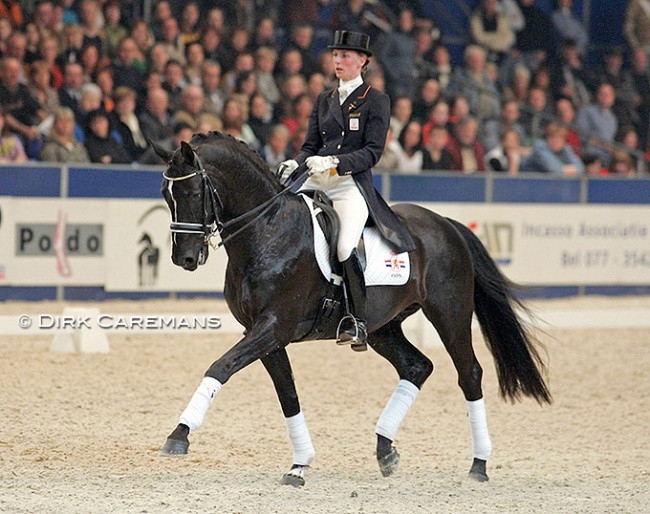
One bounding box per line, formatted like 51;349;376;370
154;132;551;486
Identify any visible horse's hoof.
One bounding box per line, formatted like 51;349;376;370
161;437;189;456
377;447;400;477
468;458;489;482
280;465;306;487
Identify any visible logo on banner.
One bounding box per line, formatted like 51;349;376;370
468;220;514;266
136;205;167;287
16;209;104;277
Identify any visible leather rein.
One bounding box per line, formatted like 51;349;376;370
163;151;309;252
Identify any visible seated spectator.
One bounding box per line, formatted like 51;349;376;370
521;122;584;175
550;38;591;109
375;127;400;171
78;0;104;57
172;84;222;132
447;45;501;123
260;124;291;169
625;0;650;54
27;61;59;119
575;83;618;165
129;21;154;71
103;1;128;59
95;67;115;113
180;1;201;47
248;93;273;146
139;87;174;146
514;0;553;72
583;153;609;176
502;63;531;104
445;116;486;172
39;107;90;163
0;109;27;163
389;120;427;173
58;62;86;124
390;96;413;140
0;56;45;159
551;0;589;57
379;7;417;101
470;0;515;64
111;38;145;98
221;97;260;150
412;79;442;124
110;87;148;161
422;100;450;147
255;46;281;107
84;109;132;164
520;86;552;147
481;99;526;154
282;93;313;138
184;42;205;87
608;150;637;177
200;60;225;116
485;128;523;174
430;44;454;91
79;42;103;83
423;125;454;171
555;97;582;157
162;59;188;113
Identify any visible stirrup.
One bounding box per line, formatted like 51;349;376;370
336;315;367;351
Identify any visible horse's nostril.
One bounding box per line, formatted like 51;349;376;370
183;256;195;267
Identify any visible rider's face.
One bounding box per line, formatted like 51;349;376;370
332;49;366;82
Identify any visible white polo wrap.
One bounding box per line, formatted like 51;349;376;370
375;379;420;441
179;376;222;433
467;398;492;460
285;411;315;466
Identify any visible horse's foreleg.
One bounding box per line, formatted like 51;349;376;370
369;321;433;477
161;315;281;457
261;349;315;487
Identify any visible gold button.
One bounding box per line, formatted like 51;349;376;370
337;144;341;149
341;131;345;136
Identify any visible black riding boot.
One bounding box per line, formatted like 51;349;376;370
337;249;368;351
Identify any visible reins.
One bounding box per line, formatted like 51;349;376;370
164;154;309;251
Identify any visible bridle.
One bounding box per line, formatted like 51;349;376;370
163;150;309;253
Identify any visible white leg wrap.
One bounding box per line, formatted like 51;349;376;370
179;377;222;433
467;398;492;461
285;411;315;466
375;380;420;441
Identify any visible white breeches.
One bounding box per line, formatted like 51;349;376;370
301;172;368;261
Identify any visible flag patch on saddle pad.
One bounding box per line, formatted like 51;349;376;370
301;195;410;287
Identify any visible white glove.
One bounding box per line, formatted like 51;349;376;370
306;155;339;175
277;159;299;184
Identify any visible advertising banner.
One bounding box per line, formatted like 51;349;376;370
0;197;106;285
2;198;649;288
422;203;650;285
104;199;228;291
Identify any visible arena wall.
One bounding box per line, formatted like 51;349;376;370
1;164;650;301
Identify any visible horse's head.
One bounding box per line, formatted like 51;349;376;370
157;140;222;271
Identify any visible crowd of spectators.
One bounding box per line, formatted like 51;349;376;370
0;0;649;177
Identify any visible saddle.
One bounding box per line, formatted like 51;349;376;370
296;191;410;342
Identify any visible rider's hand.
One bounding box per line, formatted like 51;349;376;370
306;155;339;175
276;159;299;184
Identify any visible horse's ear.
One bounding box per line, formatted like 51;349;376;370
180;141;196;165
149;138;173;163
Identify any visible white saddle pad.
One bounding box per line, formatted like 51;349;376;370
301;195;410;287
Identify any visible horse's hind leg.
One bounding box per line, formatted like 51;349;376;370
370;318;434;477
421;302;491;482
261;348;315;487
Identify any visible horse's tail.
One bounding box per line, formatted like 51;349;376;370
447;218;552;405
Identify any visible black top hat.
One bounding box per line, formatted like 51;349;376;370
328;30;372;57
